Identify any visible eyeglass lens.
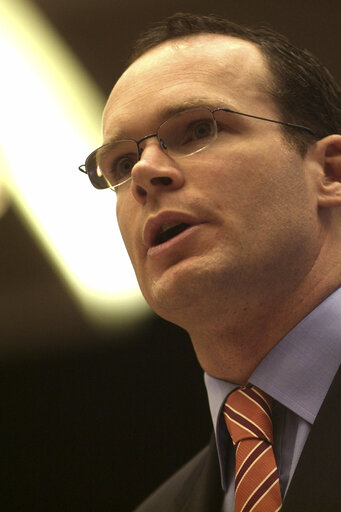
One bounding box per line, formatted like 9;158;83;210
87;108;217;189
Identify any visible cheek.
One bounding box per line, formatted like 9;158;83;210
205;146;305;230
116;199;134;254
116;198;144;276
115;197;125;236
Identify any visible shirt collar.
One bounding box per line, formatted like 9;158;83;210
205;287;341;487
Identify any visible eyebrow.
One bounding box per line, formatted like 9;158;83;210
157;97;234;119
105;97;238;143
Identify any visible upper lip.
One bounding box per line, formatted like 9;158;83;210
143;211;202;249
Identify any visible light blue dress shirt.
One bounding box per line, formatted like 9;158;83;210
204;287;341;511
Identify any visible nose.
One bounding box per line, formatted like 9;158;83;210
130;140;185;204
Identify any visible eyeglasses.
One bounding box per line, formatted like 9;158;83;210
78;107;318;191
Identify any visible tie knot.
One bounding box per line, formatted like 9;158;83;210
224;386;274;445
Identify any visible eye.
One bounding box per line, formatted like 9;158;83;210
192;120;214;139
179;118;215;148
112;154;137;180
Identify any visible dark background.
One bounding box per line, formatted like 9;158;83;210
2;1;340;510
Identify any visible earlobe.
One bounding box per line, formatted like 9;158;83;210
317;135;341;208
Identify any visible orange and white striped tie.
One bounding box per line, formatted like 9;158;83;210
223;386;282;512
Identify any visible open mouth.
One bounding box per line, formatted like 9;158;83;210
153;223;190;246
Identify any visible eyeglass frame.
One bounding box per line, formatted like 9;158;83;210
78;106;319;191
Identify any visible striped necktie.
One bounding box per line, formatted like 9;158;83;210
223;385;282;512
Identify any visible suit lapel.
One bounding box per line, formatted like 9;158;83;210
282;366;341;511
181;434;224;512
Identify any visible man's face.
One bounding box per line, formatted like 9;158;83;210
103;35;321;326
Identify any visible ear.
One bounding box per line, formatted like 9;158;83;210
317;134;341;208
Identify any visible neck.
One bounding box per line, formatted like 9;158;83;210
185;266;341;384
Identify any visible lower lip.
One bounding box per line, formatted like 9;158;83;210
147;224;203;258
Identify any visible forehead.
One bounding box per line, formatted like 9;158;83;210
103;34;275;140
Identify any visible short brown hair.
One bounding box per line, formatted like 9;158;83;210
127;13;341;153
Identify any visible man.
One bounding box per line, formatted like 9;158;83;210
79;13;341;511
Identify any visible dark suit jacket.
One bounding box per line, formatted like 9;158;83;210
134;367;340;512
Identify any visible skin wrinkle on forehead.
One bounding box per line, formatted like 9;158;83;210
107;58;265;110
103;72;228;133
103;35;275;142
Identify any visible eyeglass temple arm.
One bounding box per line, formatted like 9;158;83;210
216;108;319;138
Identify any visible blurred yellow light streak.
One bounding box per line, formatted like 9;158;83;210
0;0;149;326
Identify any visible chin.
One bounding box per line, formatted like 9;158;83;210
140;258;227;323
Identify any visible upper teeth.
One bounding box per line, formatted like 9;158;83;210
159;222;180;234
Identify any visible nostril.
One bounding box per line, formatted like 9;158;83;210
136;184;147;197
150;176;172;186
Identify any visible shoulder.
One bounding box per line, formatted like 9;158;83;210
133;433;225;512
133;445;211;512
282;366;341;511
